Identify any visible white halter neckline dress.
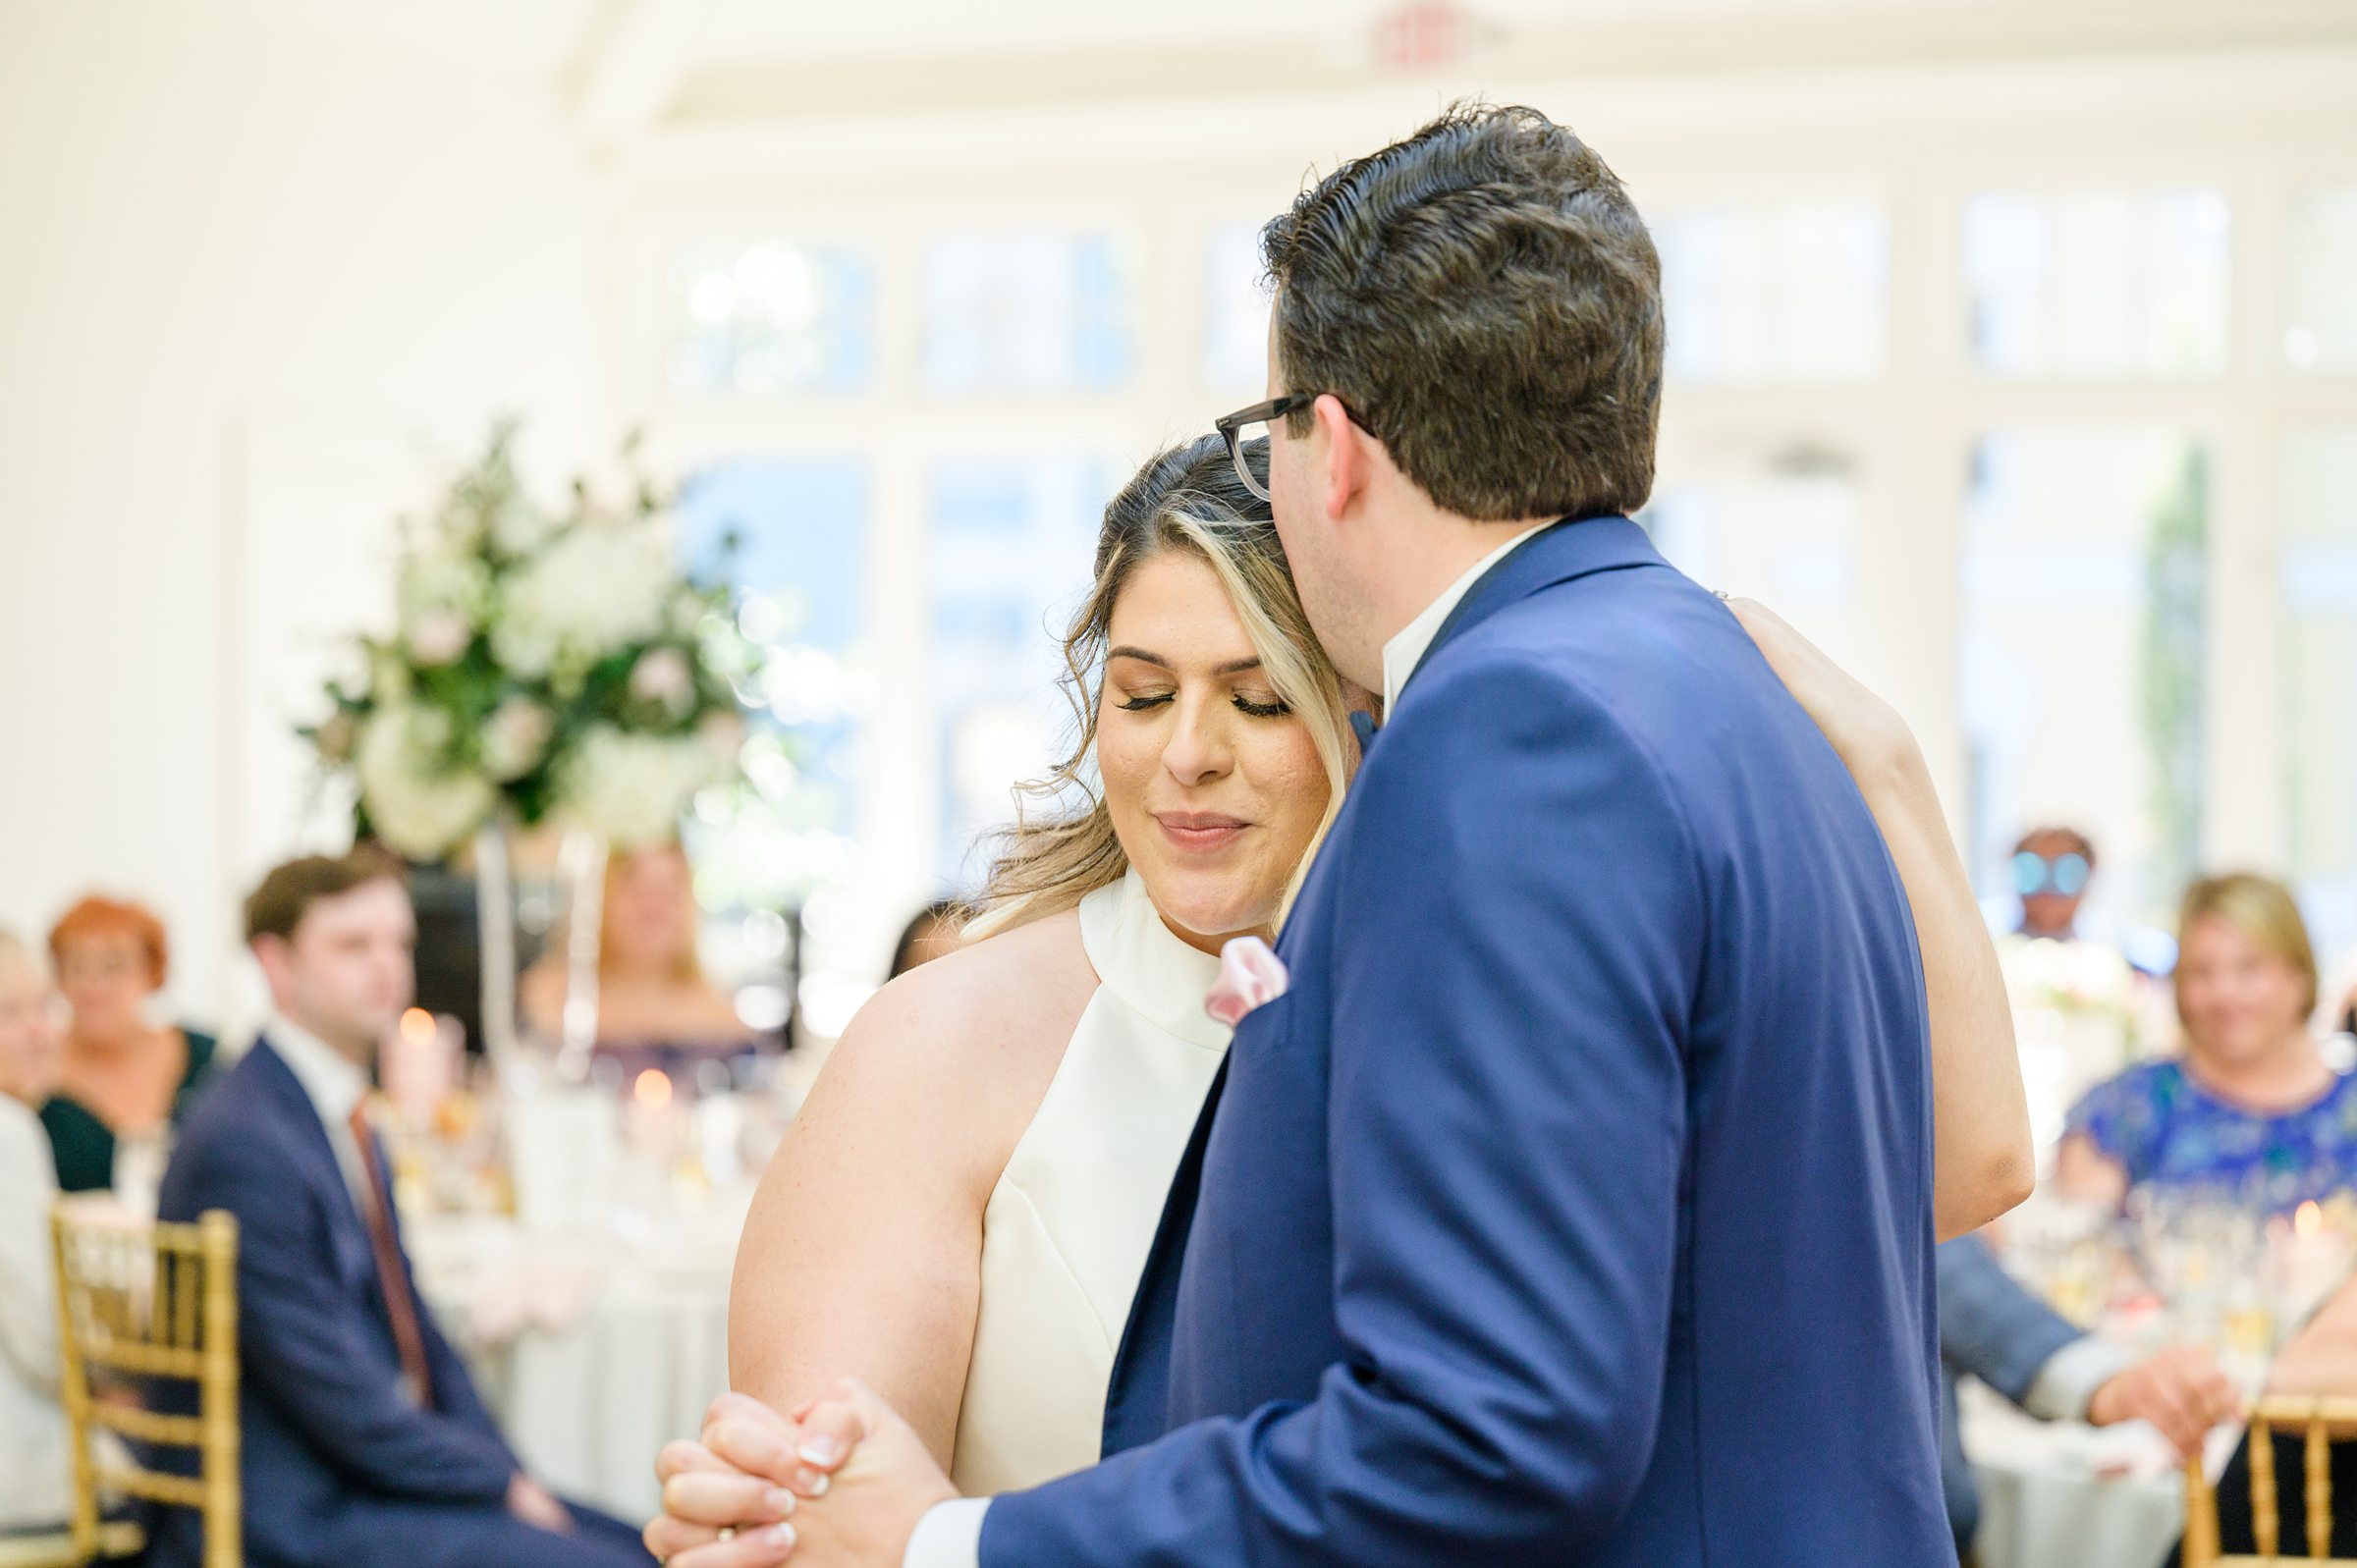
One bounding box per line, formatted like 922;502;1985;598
948;869;1230;1495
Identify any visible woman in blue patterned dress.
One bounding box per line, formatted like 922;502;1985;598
2057;873;2352;1214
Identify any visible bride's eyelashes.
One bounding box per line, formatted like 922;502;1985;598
1112;689;1291;719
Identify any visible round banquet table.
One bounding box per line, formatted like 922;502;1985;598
1959;1379;2220;1568
411;1207;742;1522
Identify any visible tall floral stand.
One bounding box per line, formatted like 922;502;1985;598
473;823;521;1079
471;821;609;1087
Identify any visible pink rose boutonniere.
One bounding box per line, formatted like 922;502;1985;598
1205;937;1289;1028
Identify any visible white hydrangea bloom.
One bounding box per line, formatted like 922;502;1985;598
492;525;669;679
400;541;491;622
356;704;496;860
488;493;558;558
555;725;717;848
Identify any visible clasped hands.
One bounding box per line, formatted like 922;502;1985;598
645;1381;957;1568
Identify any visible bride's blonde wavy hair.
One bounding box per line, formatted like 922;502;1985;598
968;435;1357;938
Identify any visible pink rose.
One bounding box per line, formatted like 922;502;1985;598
407;609;472;667
1205;937;1288;1028
630;647;694;713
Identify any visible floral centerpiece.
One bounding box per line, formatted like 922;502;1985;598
304;421;750;860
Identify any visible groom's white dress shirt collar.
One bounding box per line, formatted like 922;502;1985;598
901;519;1557;1568
1378;522;1555;715
266;1016;372;1213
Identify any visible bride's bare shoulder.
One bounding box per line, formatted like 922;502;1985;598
814;905;1098;1109
867;905;1093;1052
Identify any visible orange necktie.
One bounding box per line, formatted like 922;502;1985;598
347;1104;434;1408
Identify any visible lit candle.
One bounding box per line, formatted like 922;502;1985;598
384;1007;457;1121
2277;1199;2348;1327
625;1068;679;1165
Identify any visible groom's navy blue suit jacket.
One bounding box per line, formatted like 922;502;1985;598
983;516;1953;1565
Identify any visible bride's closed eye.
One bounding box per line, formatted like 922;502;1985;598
1113;690;1291;719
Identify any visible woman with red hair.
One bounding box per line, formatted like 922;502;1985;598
40;894;219;1194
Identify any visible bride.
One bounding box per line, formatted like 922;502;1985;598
643;435;2025;1564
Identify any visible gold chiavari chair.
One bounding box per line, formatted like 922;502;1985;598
5;1204;243;1568
2185;1396;2357;1565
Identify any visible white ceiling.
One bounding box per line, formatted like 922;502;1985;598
188;0;2357;148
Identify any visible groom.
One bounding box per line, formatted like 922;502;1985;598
700;104;1956;1565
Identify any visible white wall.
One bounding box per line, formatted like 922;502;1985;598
0;2;609;1031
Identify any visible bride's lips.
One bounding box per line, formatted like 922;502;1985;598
1155;810;1251;854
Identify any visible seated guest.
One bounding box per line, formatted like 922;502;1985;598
41;894;219;1195
0;929;72;1534
521;840;759;1081
1938;1233;2237;1558
2058;873;2350;1212
150;850;650;1568
888;897;967;979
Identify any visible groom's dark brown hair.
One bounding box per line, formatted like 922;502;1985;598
1261;102;1663;524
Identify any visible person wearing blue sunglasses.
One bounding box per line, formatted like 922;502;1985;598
2012;826;2097;942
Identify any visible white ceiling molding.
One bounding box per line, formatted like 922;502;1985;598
611;44;2357;186
647;0;2357;130
569;0;704;153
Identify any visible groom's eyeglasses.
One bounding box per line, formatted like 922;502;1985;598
1214;394;1378;503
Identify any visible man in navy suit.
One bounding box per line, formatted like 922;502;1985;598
150;850;650;1568
728;105;1970;1567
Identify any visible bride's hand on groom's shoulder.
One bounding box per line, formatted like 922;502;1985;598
1723;595;1919;782
643;1392;821;1568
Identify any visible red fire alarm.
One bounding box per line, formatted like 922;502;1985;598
1374;1;1471;72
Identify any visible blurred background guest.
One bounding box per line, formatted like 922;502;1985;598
521;841;760;1083
41;894;219;1199
0;929;71;1535
1996;827;2179;1157
888;898;968;980
152;850;649;1568
2012;826;2101;943
1937;1232;2236;1559
2058;873;2347;1212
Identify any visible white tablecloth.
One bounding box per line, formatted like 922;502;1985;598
411;1209;741;1522
1961;1380;2217;1568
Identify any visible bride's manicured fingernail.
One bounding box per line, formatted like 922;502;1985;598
791;1467;830;1496
798;1434;844;1466
765;1487;796;1516
758;1521;796;1554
